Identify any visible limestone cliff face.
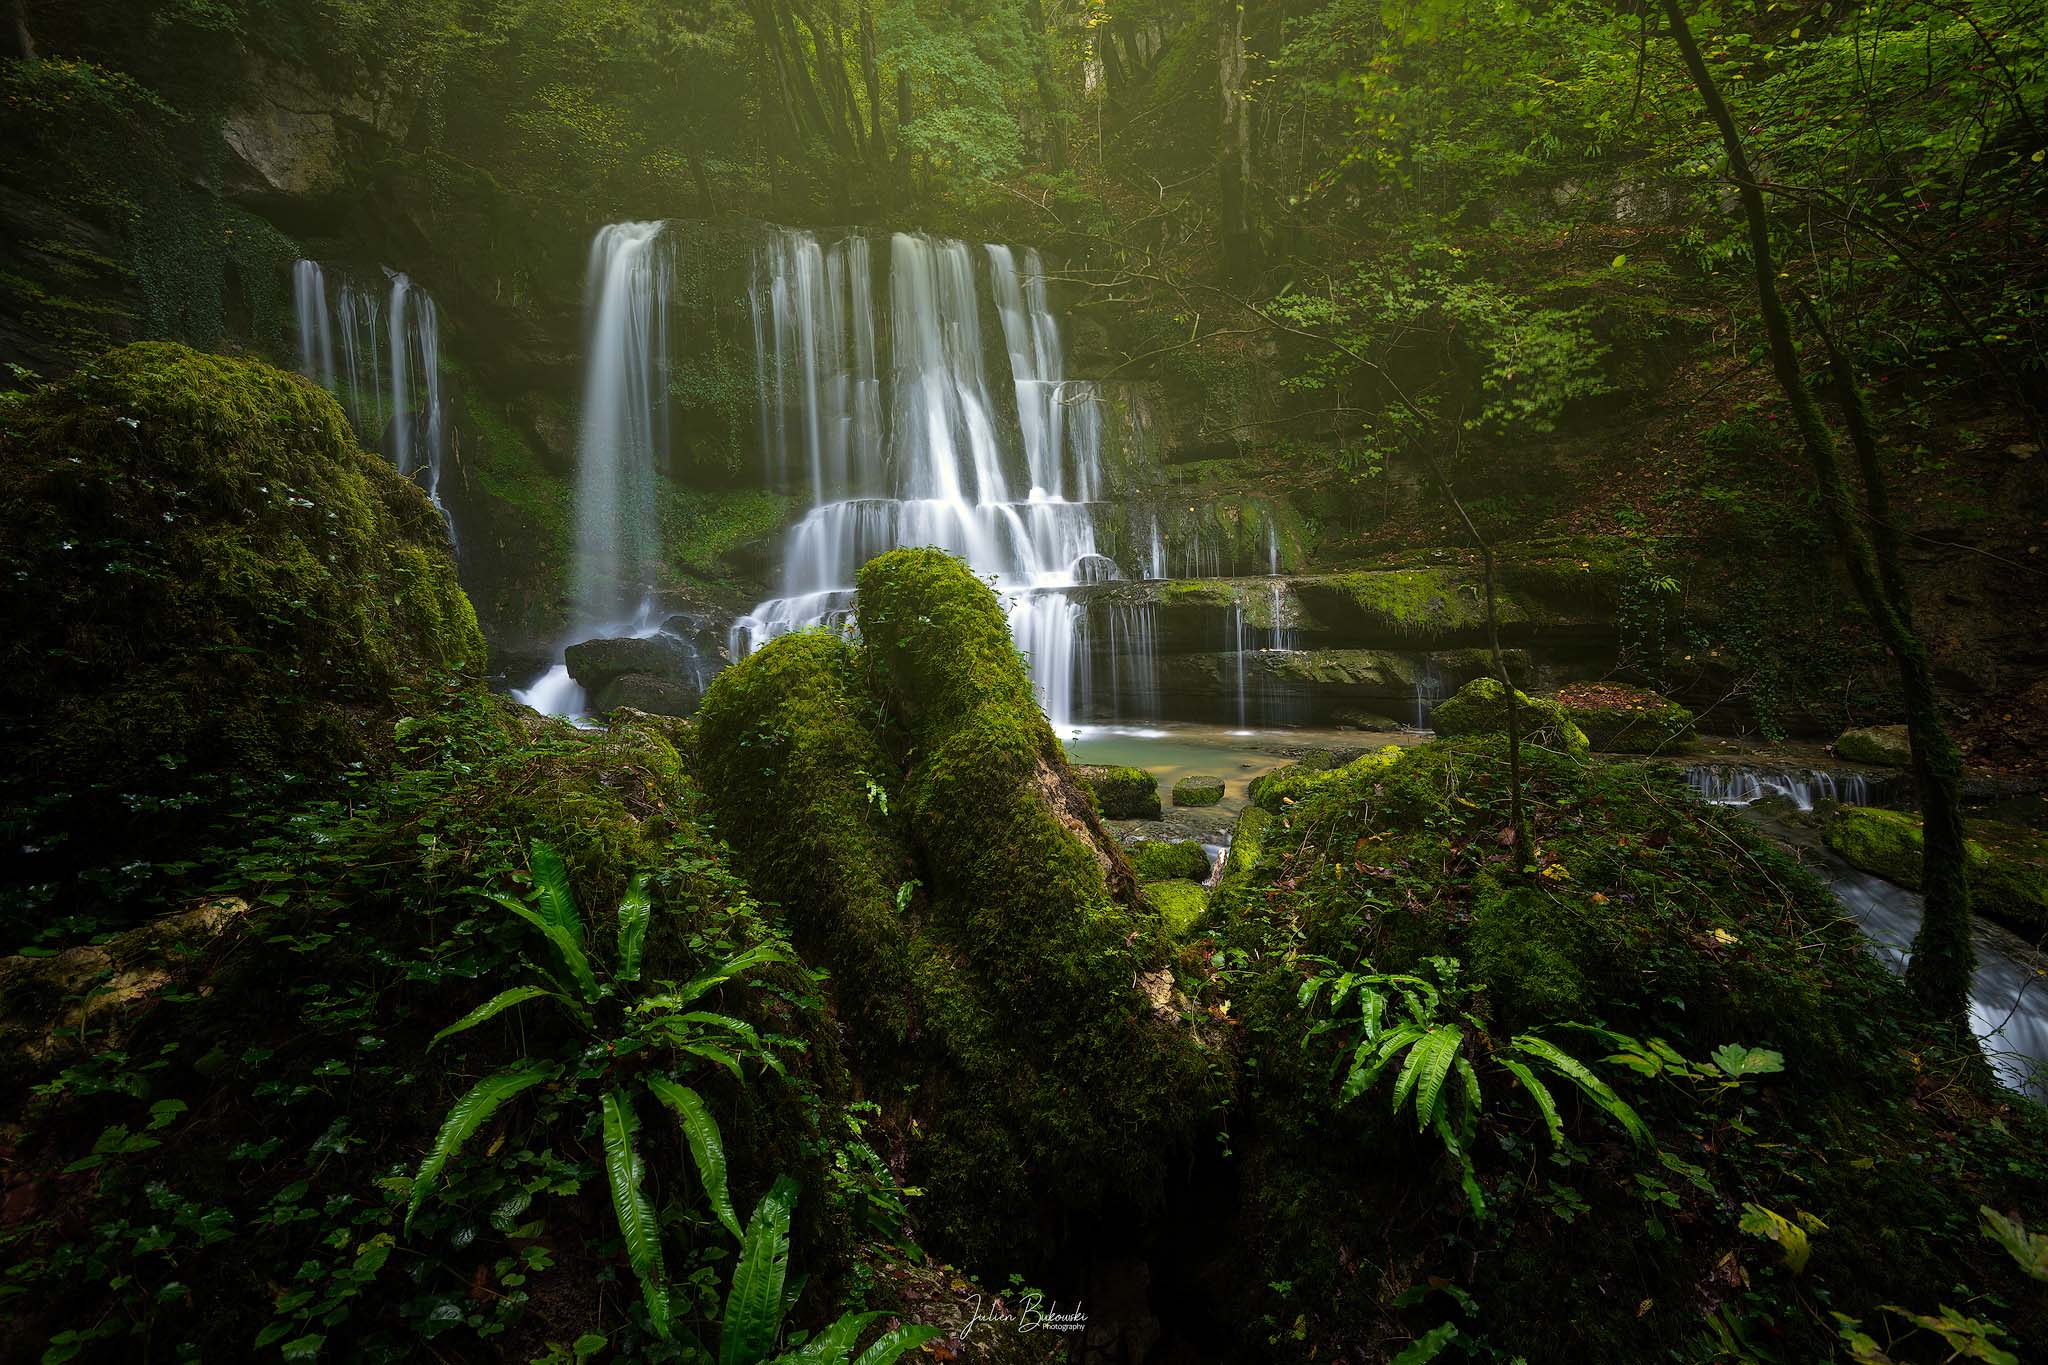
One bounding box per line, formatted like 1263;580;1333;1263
221;57;392;200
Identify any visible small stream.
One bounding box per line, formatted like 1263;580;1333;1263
1690;775;2048;1101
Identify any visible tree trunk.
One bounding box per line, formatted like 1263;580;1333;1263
1217;0;1255;280
1658;0;1974;1028
858;3;888;168
1024;0;1066;171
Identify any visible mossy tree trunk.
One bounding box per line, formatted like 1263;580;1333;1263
1659;0;1974;1029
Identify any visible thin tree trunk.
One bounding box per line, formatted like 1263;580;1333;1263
12;0;34;59
1217;0;1255;280
858;3;888;167
1659;0;1974;1027
1024;0;1066;171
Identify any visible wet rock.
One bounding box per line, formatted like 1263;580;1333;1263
1127;839;1213;882
1077;764;1163;819
1837;724;1911;767
1173;775;1225;807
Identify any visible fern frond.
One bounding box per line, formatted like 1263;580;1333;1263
1512;1034;1650;1146
1409;1026;1464;1131
1498;1058;1563;1146
645;1075;742;1241
530;841;581;938
1339;1024;1425;1106
1432;1107;1486;1220
601;1086;670;1338
641;943;791;1014
669;1010;762;1051
772;1310;883;1362
428;986;557;1051
850;1325;946;1365
721;1176;800;1365
405;1063;552;1231
616;873;652;983
497;898;602;1004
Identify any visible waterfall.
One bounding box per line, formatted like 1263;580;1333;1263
1683;766;1876;812
569;223;670;628
1413;657;1446;729
732;229;1111;728
291;260;452;545
292;261;334;388
513;222;672;718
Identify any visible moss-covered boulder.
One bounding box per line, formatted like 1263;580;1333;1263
1431;676;1589;757
697;551;1228;1267
1075;763;1162;818
1173;774;1226;806
1146;879;1208;936
1826;807;2048;930
1838;724;1911;767
0;343;482;890
1557;681;1695;753
1128;838;1213;882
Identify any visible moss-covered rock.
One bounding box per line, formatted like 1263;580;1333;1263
1128;838;1214;882
1431;677;1589;757
1075;763;1162;818
1826;807;2048;930
1837;724;1911;767
0;342;482;896
1557;681;1696;753
698;551;1229;1268
1146;878;1208;936
1173;774;1226;806
853;548;1226;1263
693;630;923;1049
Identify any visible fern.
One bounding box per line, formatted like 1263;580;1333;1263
616;872;652;982
602;1086;669;1337
529;841;581;939
645;1075;742;1241
489;893;602;1003
721;1175;800;1365
427;985;555;1051
405;1064;552;1231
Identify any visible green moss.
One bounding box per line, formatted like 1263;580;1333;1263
1826;807;2048;931
1837;724;1911;766
1431;677;1590;757
1557;682;1695;754
658;483;793;582
1466;871;1592;1027
1147;879;1208;936
1129;839;1213;882
1251;746;1407;813
1172;774;1226;807
1075;764;1163;818
0;342;483;892
693;629;922;1048
1320;567;1502;637
855;547;1226;1264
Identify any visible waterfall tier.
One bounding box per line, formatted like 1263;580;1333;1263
292;260;454;545
733;229;1120;727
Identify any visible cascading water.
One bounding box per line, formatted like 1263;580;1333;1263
293;261;334;389
1684;765;1875;812
732;230;1112;728
515;222;673;717
292;261;453;545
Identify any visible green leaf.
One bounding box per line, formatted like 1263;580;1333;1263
1740;1202;1819;1274
1339;1024;1425;1106
1409;1026;1464;1130
1980;1206;2048;1282
428;986;556;1051
1498;1058;1562;1146
616;874;652;984
405;1064;552;1231
601;1087;670;1338
530;841;581;939
777;1311;883;1362
851;1325;945;1365
721;1176;800;1365
1711;1043;1784;1079
1390;1321;1458;1364
640;944;790;1014
279;1335;326;1362
646;1075;742;1241
492;896;601;1004
1610;253;1627;269
1512;1035;1649;1145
